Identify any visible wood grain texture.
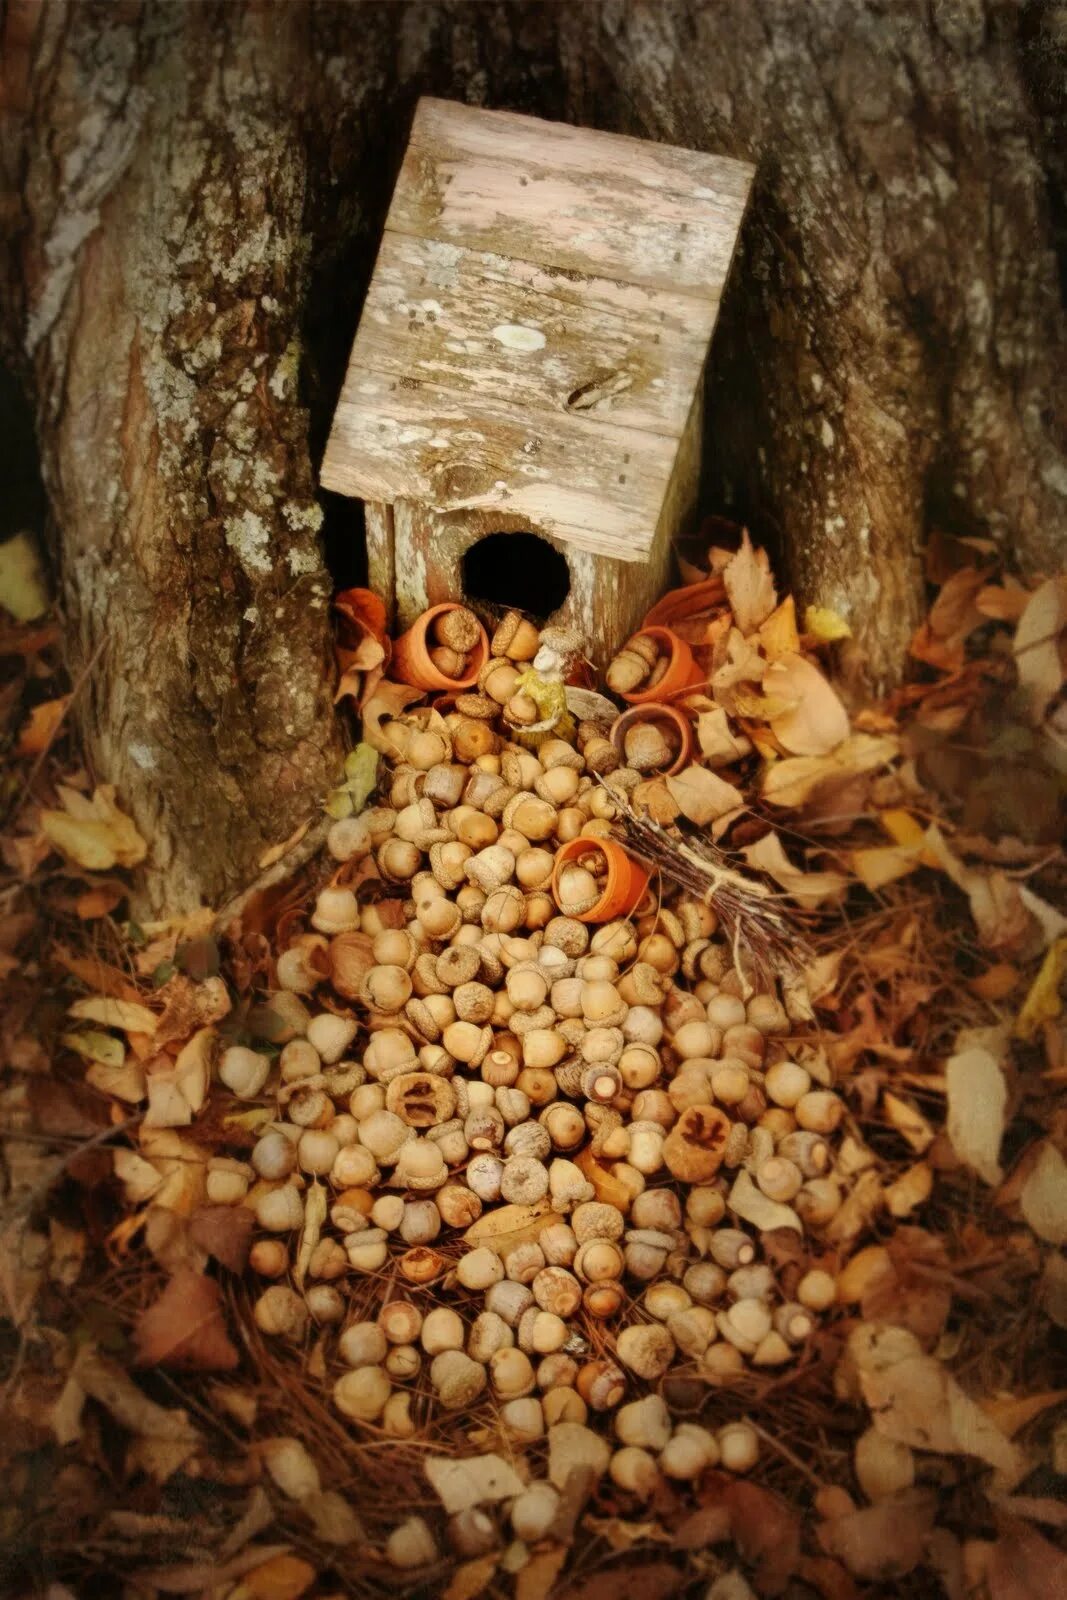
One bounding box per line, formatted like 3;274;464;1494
393;98;751;295
348;233;715;436
382;500;680;670
325;370;678;560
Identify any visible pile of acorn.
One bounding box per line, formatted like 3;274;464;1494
214;604;856;1569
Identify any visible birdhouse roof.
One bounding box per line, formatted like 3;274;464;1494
320;99;754;562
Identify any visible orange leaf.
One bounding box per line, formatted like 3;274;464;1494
970;964;1021;1002
979;1389;1067;1438
134;1269;239;1371
16;695;71;756
852;846;921;890
75;884;126;919
237;1554;316;1600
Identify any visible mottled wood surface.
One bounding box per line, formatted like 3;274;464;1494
390;98;751;295
326;369;677;561
347;233;715;436
321;96;752;563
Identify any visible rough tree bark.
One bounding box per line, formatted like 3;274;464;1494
579;0;1066;682
2;0;1063;911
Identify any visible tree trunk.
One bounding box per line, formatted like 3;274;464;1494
3;0;1063;908
577;0;1066;685
1;0;347;915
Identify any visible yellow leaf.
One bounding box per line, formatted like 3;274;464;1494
41;784;147;871
969;964;1021;1002
883;1091;935;1154
516;1547;568;1600
881;808;940;868
880;809;926;849
805;604;852;642
723;529;777;633
665;765;745;825
0;531;50;622
41;813;121;872
852;845;921;890
1015;938;1067;1041
60;1029;125;1068
757;594;800;658
68;996;158;1035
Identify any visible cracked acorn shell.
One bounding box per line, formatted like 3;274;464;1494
385;1072;457;1127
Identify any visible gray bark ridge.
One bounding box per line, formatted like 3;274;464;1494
3;1;343;914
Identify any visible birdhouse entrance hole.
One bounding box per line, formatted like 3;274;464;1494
461;531;571;620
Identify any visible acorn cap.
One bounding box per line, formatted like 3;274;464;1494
434;606;481;653
538;626;582;658
454;692;499;720
492;610;531;656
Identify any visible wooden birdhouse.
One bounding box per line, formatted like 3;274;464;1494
321;98;754;667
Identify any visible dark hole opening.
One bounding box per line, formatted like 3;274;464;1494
462;531;570;620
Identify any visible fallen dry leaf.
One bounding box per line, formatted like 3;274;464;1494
144;1027;215;1127
816;1492;937;1581
848;1323;1022;1477
235;1553;316;1600
762;734;898;808
722;1478;801;1595
724;529;777;633
923;825;1034;953
361;679;425;754
444;1555;499;1600
742;830;848;909
665;764;745;825
1013;575;1067;722
758;595;800;658
134;1269;239;1371
805;605;852;642
189;1205;253;1273
696;706;751;766
946;1039;1008;1184
764;652;850;756
16;694;70;756
979;1388;1067;1439
1015;937;1067;1040
426;1453;525;1513
68;995;158;1035
1018;1142;1067;1245
41;783;147;871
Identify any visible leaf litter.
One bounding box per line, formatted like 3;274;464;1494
1;526;1065;1598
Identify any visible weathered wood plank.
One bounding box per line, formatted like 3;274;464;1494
384;100;753;301
348;234;717;437
408;99;753;211
364;502;396;626
321;370;678;561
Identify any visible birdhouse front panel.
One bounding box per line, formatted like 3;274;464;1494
321;98;754;664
